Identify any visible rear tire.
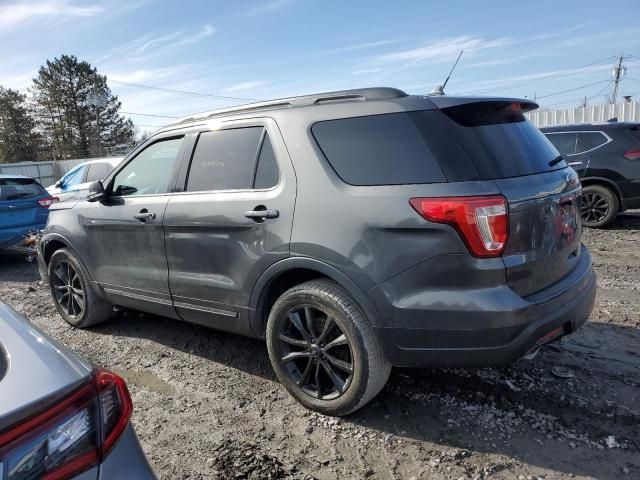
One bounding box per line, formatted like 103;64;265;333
48;249;112;328
266;279;390;416
581;184;619;228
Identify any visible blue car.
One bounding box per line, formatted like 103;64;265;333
0;175;57;251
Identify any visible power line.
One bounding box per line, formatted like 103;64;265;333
459;56;615;95
108;79;261;102
536;80;610;100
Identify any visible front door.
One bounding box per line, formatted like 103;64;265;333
76;135;188;318
163;120;296;334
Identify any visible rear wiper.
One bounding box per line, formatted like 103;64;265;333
548;155;564;167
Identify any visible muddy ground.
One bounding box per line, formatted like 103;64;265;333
1;212;639;480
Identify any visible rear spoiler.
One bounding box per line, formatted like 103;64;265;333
426;96;539;113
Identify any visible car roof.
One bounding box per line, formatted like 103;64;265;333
75;157;123;167
157;87;537;133
0;174;32;180
541;122;640;132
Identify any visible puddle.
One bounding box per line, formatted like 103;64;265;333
114;369;175;395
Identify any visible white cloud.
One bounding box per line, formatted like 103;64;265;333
376;36;511;64
222;81;265;93
352;68;382;75
113;25;215;56
0;1;102;30
107;65;192;84
248;0;296;15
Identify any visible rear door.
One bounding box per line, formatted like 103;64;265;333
163;118;296;334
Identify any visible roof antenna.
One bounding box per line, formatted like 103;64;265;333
430;50;464;96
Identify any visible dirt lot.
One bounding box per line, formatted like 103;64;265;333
1;213;639;480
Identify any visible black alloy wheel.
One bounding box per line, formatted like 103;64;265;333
277;305;354;400
581;191;609;224
52;260;85;319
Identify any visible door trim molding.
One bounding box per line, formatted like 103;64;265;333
174;301;238;318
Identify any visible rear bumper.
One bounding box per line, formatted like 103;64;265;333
0;224;45;250
369;246;596;367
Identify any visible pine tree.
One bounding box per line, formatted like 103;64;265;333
0;86;42;163
32;54;135;159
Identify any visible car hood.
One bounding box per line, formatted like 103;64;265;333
0;302;92;430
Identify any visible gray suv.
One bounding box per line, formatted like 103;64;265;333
38;88;596;416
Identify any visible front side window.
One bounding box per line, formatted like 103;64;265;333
112;137;183;197
545;133;579;156
86;162;112;183
186;127;264;192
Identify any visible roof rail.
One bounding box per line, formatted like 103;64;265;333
169;87;407;126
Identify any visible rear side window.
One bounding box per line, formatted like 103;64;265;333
545;132;579;156
312;113;446;186
254;134;279;189
186;127;263;192
580;132;609;151
0;178;44;201
86;162;112;182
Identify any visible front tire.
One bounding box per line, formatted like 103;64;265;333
266;279;390;416
48;249;112;328
581;184;619;228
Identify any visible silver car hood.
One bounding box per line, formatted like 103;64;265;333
0;302;92;430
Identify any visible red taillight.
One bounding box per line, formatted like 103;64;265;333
410;195;509;258
0;368;132;480
623;147;640;160
37;196;59;208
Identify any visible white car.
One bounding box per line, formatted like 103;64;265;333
47;157;123;200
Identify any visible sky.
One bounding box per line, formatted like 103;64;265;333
1;0;639;134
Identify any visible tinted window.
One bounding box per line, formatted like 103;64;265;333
86;162;112;182
545;133;579;156
112;138;183;197
254;134;279;189
186;127;263;192
424;105;564;180
62;165;87;187
0;178;45;201
580;132;609;151
312;113;446;186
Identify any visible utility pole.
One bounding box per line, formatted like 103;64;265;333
611;53;626;104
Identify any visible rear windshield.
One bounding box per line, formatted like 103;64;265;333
312;103;565;185
0;178;44;201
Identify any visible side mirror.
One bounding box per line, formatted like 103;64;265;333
55;180;63;188
87;181;107;202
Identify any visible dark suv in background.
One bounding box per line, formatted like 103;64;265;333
542;122;640;227
38;88;596;415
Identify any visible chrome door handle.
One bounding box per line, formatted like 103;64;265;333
133;212;156;222
244;209;279;220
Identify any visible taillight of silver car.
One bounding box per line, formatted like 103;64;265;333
409;195;509;258
0;368;132;480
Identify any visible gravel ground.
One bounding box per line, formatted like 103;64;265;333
1;212;639;480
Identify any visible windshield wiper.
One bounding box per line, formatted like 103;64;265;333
548;155;564;167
